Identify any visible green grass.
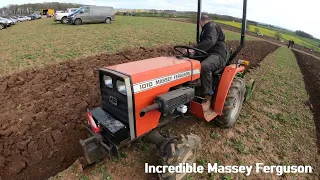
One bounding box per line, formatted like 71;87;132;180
215;20;320;51
0;16;248;76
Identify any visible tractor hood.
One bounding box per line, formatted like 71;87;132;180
105;56;201;85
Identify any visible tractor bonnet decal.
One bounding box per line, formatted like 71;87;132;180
133;69;200;94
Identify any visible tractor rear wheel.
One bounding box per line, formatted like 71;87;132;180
216;77;246;128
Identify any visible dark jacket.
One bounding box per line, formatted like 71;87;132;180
195;21;228;60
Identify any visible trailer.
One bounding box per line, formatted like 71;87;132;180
42;9;55;16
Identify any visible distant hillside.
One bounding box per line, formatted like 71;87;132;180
0;2;318;42
0;2;83;15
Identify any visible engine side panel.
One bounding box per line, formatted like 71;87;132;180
131;60;201;137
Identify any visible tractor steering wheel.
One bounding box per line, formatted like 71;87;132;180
174;45;208;59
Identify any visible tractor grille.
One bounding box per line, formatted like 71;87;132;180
99;70;129;125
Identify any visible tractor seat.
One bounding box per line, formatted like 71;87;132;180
213;68;224;75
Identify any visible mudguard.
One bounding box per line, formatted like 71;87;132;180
214;64;245;115
190;64;245;122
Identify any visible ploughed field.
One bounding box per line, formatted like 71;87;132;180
0;41;279;180
293;51;320;153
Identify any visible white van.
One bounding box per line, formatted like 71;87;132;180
67;6;115;25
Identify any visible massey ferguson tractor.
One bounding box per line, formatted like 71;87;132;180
79;0;254;179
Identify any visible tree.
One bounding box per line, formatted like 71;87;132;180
295;30;313;39
275;32;282;40
255;27;260;34
318;44;320;48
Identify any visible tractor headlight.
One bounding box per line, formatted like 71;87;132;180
103;75;113;88
116;80;127;95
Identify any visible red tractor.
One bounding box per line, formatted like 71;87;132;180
80;0;254;179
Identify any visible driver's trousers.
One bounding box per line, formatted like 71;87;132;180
200;53;227;96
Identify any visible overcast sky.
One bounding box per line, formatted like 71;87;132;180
1;0;319;38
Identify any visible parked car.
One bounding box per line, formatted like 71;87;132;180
54;8;78;24
0;18;7;30
18;16;31;22
0;17;14;25
27;15;36;20
7;17;18;24
10;16;19;22
0;17;11;27
6;18;15;25
32;14;41;19
67;6;115;25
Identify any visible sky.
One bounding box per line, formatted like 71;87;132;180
1;0;319;39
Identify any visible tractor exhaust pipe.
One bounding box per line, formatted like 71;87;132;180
140;103;160;117
196;0;202;43
228;0;248;62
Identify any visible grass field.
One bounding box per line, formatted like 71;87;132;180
50;47;318;179
0;16;255;76
215;20;320;51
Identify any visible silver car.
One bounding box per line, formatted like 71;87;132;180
67;6;115;25
1;17;15;25
0;19;7;30
0;17;10;27
7;18;17;24
18;16;31;22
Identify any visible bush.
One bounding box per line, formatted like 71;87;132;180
246;22;250;32
275;32;282;40
255;28;260;34
189;14;198;24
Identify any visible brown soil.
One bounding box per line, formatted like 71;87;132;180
0;41;279;180
293;50;320;153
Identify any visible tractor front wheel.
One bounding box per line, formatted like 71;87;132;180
158;134;201;180
216;78;246;128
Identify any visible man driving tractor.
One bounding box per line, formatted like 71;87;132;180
188;15;228;111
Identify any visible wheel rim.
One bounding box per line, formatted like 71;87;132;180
0;25;3;29
230;91;241;120
62;18;67;23
106;19;110;23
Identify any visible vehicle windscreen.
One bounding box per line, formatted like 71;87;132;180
69;7;83;16
74;7;83;13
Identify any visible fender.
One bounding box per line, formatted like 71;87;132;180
213;64;245;116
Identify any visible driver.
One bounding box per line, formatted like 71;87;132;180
190;15;228;111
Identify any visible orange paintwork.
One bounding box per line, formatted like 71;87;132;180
191;64;245;122
213;64;245;116
106;57;245;136
190;100;218;122
107;57;201;137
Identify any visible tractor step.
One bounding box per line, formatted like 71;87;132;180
203;109;218;122
190;97;218;122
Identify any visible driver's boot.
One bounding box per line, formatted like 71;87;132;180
202;95;212;112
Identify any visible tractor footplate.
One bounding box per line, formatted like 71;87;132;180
190;96;218;122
